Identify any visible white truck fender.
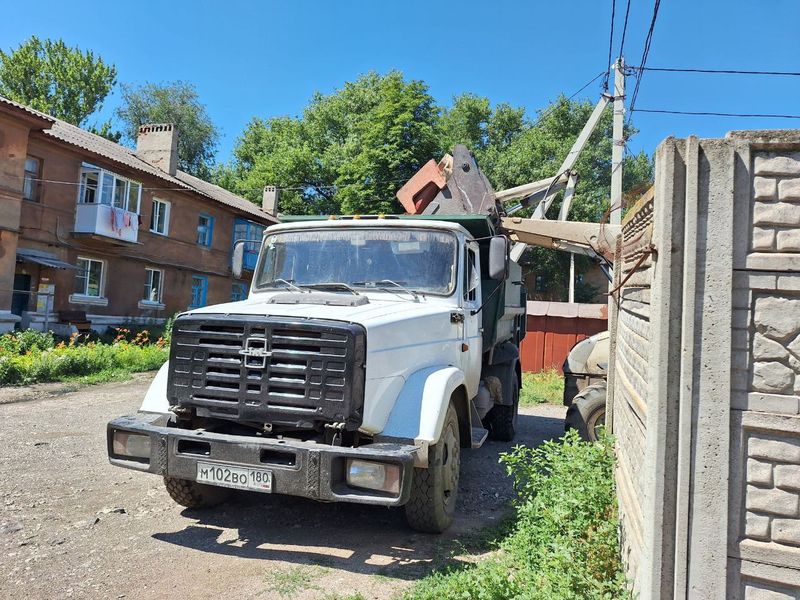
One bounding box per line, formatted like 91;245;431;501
381;366;466;456
139;361;171;413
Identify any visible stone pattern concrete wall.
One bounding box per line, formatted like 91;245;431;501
610;132;800;599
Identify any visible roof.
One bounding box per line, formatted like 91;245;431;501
16;247;76;270
273;216;472;237
0;96;275;224
0;96;56;123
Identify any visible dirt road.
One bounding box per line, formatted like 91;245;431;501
0;374;566;600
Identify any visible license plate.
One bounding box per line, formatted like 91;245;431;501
196;462;272;492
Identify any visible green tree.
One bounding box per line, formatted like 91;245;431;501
220;71;439;215
116;81;219;177
439;94;653;301
0;36;116;126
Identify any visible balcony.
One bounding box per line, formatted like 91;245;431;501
74;203;139;244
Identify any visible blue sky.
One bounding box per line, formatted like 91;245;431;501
3;0;799;164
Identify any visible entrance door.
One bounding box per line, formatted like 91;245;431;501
11;274;32;325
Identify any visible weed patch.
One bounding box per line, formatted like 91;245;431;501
404;431;630;600
520;369;564;405
0;330;167;386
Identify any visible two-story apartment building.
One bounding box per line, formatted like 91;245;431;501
0;96;277;334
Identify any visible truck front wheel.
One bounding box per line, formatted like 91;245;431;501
404;403;461;533
163;477;231;509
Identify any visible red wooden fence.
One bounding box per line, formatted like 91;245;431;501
520;301;608;373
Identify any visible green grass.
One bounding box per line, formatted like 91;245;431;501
266;565;329;598
520;369;564;406
403;430;630;600
0;335;167;386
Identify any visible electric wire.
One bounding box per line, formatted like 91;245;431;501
618;0;632;57
631;108;800;119
631;66;800;76
605;0;616;90
628;0;662;121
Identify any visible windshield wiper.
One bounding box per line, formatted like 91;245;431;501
303;282;360;296
353;279;419;301
271;278;307;293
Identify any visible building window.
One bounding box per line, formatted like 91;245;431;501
189;275;208;309
197;214;214;247
23;156;42;202
233;218;265;270
535;275;546;293
231;282;248;302
143;268;163;303
150;199;170;235
78;165;141;213
74;257;104;298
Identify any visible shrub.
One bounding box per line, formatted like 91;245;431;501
0;338;168;386
405;430;630;600
0;330;55;355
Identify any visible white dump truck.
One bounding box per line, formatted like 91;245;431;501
107;209;526;533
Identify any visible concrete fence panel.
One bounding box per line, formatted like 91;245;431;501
610;131;800;599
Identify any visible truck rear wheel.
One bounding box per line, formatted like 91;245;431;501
163;477;231;509
565;382;607;442
404;403;460;533
485;376;519;442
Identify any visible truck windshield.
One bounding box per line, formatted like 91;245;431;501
254;228;458;296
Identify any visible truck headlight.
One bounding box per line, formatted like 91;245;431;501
346;459;400;495
112;431;151;459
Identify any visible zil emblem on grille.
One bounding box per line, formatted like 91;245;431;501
238;337;272;368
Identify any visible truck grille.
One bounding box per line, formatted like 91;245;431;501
167;314;366;429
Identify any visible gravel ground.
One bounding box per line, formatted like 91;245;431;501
0;373;566;600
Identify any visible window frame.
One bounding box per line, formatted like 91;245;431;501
77;164;141;213
23;155;43;202
189;275;208;309
230;282;248;302
232;218;265;271
72;257;106;299
149;198;171;236
143;267;164;304
197;213;215;248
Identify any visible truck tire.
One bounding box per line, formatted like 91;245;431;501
564;382;607;442
404;403;460;533
163;477;231;509
485;376;519;442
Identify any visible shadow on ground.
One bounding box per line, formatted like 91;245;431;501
152;412;564;580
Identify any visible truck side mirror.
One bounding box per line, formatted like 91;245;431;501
488;236;508;281
232;241;245;280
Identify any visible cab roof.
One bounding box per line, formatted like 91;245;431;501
277;214;496;239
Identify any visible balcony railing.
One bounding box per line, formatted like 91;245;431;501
74;203;138;243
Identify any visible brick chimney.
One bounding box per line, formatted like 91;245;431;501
136;124;178;175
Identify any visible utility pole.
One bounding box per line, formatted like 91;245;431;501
610;58;625;226
568;252;575;303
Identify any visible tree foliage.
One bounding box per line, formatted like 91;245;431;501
116;81;219;177
219;71;439;215
219;71;654;300
0;36;116;126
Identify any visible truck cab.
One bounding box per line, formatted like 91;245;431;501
107;215;525;532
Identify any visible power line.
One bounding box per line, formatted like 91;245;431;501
628;0;662;119
618;0;632;57
605;0;616;90
632;108;800;119
631;66;800;77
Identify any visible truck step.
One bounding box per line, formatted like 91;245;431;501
471;427;489;449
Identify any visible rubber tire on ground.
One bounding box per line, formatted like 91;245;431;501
564;381;607;442
485;376;519;442
404;403;461;533
163;477;232;509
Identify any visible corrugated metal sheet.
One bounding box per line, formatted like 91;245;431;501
520;301;608;373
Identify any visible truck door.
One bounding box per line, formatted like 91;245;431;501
461;244;482;397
